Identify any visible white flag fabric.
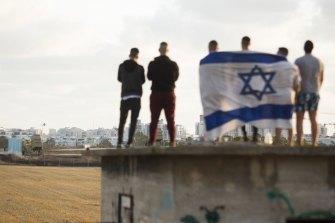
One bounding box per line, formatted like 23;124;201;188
199;51;300;140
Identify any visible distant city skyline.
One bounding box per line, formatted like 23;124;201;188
1;1;334;136
2;119;335;137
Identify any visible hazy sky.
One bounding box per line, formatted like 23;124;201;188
1;0;334;134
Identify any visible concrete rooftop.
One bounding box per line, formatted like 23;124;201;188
82;143;335;157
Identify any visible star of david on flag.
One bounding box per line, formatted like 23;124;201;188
239;65;276;100
199;51;300;140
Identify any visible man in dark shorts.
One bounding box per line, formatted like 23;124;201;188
295;40;324;146
117;48;145;148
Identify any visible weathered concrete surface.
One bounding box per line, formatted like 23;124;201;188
84;144;335;223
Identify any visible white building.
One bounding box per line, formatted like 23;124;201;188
176;124;187;141
195;115;205;137
320;124;328;138
49;129;57;137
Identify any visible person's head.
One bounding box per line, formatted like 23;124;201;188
208;40;218;53
277;47;289;57
159;42;169;56
241;36;251;50
304;40;313;54
129;48;139;61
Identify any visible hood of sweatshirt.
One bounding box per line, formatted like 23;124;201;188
122;60;138;72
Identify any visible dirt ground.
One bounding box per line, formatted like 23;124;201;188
0;165;100;223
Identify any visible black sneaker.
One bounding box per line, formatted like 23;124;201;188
116;143;124;149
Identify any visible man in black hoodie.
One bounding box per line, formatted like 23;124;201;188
147;42;179;146
117;48;145;148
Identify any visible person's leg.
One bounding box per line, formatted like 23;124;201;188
309;110;319;146
308;93;320;147
127;98;141;146
117;100;129;146
163;92;176;144
296;112;305;146
275;128;282;145
295;92;306;146
149;92;163;144
242;125;248;141
252;126;258;142
288;128;294;147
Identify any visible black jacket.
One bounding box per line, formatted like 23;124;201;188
118;60;145;97
147;55;179;92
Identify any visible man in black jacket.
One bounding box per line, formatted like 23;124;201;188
147;42;179;147
117;48;145;148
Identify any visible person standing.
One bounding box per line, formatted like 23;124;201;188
147;42;179;147
207;40;222;142
240;36;259;142
208;40;219;53
295;40;324;146
275;47;300;146
117;48;145;148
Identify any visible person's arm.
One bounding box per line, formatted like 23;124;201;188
117;64;122;82
141;66;145;84
173;62;179;81
293;65;301;103
320;62;324;88
147;62;154;80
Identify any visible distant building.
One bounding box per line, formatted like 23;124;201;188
49;129;57;137
195;115;205;137
320;124;328;138
176;124;187;141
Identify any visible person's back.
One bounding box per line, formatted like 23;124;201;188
294;40;324;147
147;42;179;147
147;55;179;92
117;48;145;148
295;54;323;93
118;60;145;97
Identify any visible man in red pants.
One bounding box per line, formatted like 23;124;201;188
147;42;179;147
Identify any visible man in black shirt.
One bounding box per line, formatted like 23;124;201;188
147;42;179;147
117;48;145;148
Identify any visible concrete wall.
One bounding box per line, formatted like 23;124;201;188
87;145;335;223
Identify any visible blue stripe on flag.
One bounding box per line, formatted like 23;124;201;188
200;52;287;65
204;104;294;131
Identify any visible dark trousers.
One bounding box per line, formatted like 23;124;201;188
117;98;141;145
149;91;176;143
242;125;258;142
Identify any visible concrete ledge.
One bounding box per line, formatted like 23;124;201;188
82;143;335;157
86;144;335;222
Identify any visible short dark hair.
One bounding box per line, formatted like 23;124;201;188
304;40;313;53
129;48;139;57
278;47;289;56
160;42;168;48
242;36;250;44
209;40;218;48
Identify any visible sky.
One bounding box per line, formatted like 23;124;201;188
1;0;335;135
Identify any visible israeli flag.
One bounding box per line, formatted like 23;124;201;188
200;51;299;140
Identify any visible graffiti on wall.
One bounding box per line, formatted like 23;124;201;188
180;205;225;223
267;190;335;219
154;191;173;220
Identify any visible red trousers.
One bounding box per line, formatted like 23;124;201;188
149;91;176;143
